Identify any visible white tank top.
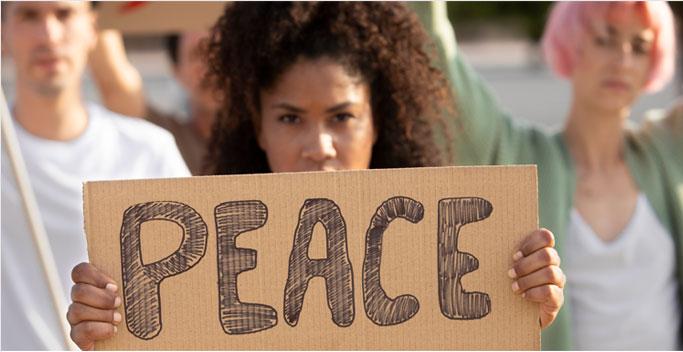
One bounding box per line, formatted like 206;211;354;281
565;194;680;350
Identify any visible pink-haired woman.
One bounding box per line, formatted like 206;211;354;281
418;1;682;350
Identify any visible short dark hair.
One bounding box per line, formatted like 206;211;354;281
165;34;180;66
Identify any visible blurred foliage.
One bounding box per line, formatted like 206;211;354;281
447;1;683;42
446;2;552;41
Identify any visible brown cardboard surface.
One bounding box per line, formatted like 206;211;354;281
84;165;540;350
96;2;225;34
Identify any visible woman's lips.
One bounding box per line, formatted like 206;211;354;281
601;79;631;91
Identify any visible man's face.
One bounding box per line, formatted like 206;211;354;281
2;2;96;96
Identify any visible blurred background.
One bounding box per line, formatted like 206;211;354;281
3;1;682;129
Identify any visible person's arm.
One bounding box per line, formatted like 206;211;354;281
658;99;683;155
638;99;683;169
411;3;538;166
89;30;147;118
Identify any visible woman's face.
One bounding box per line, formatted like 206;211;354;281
258;56;376;173
572;7;655;112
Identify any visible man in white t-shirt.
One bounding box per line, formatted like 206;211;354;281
0;2;190;349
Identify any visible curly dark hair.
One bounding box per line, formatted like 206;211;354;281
205;2;454;175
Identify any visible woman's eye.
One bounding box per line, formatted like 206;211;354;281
632;42;651;56
278;114;300;124
332;113;355;123
594;35;612;47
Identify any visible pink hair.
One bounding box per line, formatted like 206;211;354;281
541;1;676;93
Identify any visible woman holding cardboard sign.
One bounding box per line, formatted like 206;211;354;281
426;1;681;350
67;3;566;349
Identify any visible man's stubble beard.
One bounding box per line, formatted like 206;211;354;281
29;78;70;97
26;46;82;98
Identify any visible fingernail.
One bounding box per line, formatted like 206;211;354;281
114;296;122;307
512;251;523;261
511;281;519;292
508;268;517;279
114;326;118;334
105;283;118;293
113;312;122;323
522;292;526;298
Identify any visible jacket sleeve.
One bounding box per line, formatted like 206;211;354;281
411;2;545;166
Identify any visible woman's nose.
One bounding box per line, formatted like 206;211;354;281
614;42;636;67
301;127;337;162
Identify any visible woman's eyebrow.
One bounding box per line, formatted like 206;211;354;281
633;31;655;44
604;24;654;43
272;103;306;113
325;102;352;113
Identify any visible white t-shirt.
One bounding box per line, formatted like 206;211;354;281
1;103;191;350
565;194;680;350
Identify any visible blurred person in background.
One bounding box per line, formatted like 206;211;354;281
423;1;681;349
66;3;566;350
90;30;219;175
0;2;189;349
147;31;219;175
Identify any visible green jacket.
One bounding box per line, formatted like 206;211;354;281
412;2;683;350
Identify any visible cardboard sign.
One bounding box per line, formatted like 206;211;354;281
96;2;225;34
84;166;540;350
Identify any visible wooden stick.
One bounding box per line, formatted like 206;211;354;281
0;90;77;350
